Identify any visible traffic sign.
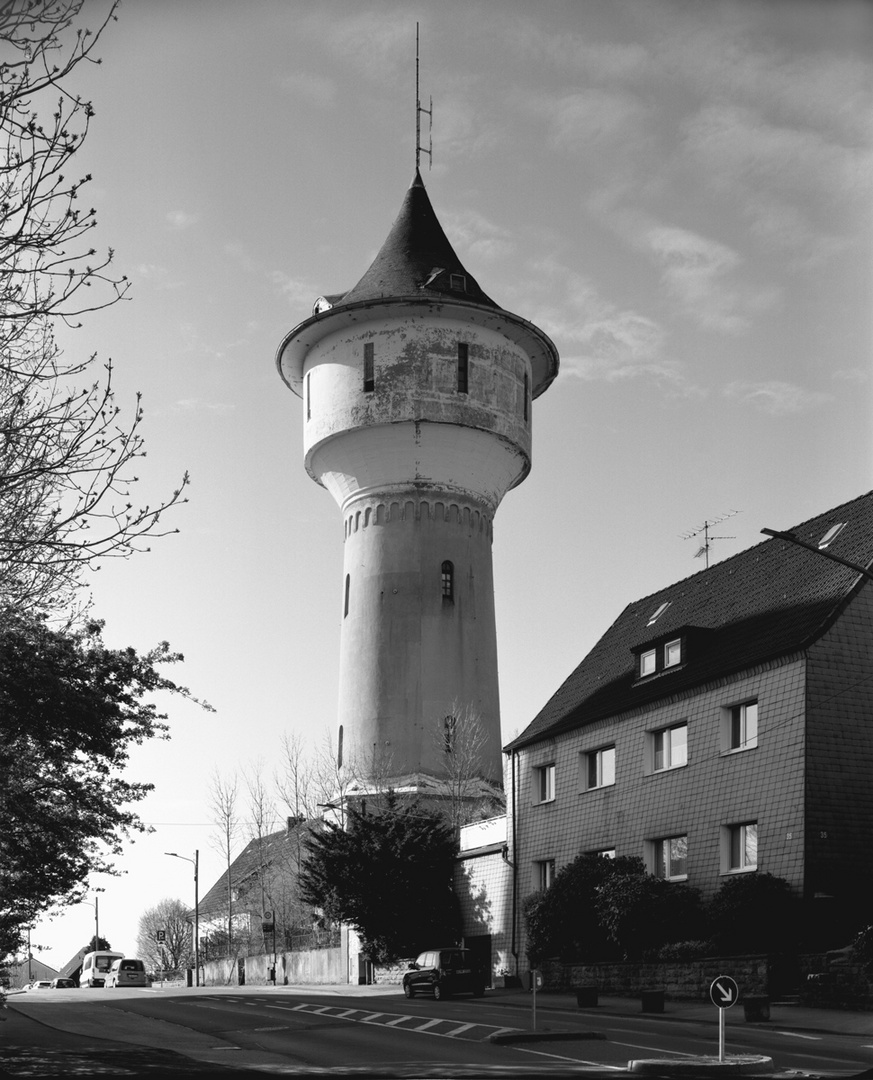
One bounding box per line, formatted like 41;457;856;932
709;975;738;1009
156;929;166;943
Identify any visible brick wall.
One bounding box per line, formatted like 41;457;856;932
804;585;873;930
541;955;770;999
509;656;808;965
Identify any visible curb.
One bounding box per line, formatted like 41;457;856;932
489;1028;607;1044
628;1057;775;1076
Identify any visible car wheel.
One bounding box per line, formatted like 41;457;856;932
433;983;444;1001
403;982;414;999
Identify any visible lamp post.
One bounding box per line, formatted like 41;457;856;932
80;894;100;951
761;528;873;581
165;850;199;987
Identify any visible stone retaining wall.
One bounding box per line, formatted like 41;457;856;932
540;955;770;1000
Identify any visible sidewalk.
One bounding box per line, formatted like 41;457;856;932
482;984;873;1037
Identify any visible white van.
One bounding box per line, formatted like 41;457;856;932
80;950;124;988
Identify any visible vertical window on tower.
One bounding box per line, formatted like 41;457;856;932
523;372;529;421
306;373;311;420
441;560;454;602
363;343;375;393
344;574;350;618
444;714;456;754
457;343;469;394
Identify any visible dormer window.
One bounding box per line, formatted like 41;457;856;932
635;633;685;679
450;273;467;292
664;639;682;668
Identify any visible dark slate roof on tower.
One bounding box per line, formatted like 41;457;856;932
337;170;499;309
506;491;873;752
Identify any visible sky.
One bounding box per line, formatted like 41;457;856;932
23;0;872;971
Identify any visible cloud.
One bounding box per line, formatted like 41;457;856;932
442;208;514;264
723;380;832;415
545;88;651;154
271;271;314;310
645;225;749;334
165;210;199;231
832;368;870;384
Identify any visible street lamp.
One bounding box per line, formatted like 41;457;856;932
80;894;100;951
761;528;873;581
165;850;199;987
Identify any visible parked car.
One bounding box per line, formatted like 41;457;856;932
50;978;75;989
33;980;52;990
80;949;124;988
105;958;149;988
402;948;485;1000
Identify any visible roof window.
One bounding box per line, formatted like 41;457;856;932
449;273;467;292
647;601;671;627
818;522;846;549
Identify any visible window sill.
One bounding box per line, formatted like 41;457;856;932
534;798;555;807
721;866;757;876
721;744;757;756
647;762;688;776
580;783;616;794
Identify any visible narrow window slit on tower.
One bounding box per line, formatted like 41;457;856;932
363;342;374;392
457;343;469;394
344;574;350;617
306;372;311;420
441;560;454;601
523;372;529;421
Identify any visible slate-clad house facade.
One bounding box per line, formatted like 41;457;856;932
505;492;873;966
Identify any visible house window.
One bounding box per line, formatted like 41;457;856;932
726;822;758;873
584;746;616;790
654;835;688;880
588;848;616;859
343;574;350;618
457;343;469;394
535;859;556;890
664;639;682;668
441;560;454;601
640;648;657;677
363;342;374;392
651;722;687;772
450;273;467;292
725;700;758;752
535;763;555;804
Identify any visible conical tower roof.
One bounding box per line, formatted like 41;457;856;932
338;170;498;308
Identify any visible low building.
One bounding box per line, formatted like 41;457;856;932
503;491;873;972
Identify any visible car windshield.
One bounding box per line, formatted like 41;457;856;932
440;951;469;968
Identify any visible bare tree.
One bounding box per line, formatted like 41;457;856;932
208;769;240;957
0;1;187;614
433;702;505;832
136;897;193;975
243;760;279;963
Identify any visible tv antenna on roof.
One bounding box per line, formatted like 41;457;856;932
416;23;432;171
680;510;740;569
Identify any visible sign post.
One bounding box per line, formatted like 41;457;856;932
709;976;738;1062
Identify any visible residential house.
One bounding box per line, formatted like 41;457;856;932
503;491;873;972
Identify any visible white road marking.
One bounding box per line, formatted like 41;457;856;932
775;1030;822;1040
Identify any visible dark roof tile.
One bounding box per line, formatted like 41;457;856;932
507;491;873;751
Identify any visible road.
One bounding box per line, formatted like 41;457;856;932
6;984;873;1076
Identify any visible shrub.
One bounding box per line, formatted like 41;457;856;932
708;873;798;954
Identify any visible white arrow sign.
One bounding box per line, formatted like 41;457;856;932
709;975;738;1009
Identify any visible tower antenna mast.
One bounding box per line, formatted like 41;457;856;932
681;510;740;569
415;23;432;171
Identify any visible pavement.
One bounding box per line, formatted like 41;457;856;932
1;982;872;1077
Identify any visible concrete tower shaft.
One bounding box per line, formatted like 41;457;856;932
276;173;558;791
